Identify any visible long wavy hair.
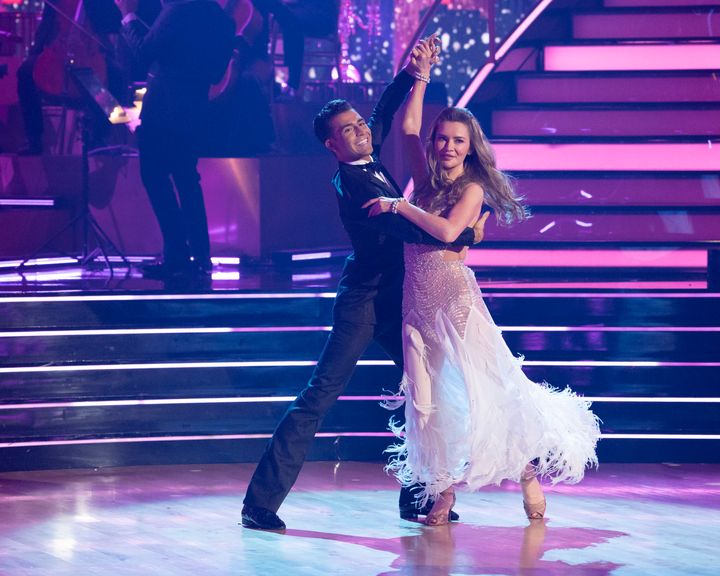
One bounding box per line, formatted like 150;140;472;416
412;107;528;224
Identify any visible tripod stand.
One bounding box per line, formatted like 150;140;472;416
16;109;130;279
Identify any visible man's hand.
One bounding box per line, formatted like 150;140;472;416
362;196;395;217
405;33;440;78
115;0;139;18
472;211;490;244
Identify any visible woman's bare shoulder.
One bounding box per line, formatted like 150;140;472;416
460;181;484;200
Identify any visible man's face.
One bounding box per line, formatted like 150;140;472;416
324;109;373;162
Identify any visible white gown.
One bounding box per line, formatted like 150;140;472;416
385;243;601;505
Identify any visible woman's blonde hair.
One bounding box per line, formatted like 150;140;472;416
412;107;528;224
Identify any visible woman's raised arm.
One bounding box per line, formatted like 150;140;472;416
401;36;438;189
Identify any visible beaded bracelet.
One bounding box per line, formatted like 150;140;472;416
391;197;406;214
414;73;430;84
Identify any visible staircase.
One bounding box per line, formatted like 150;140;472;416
465;0;720;284
1;289;719;471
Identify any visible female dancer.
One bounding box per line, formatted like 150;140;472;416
364;39;600;525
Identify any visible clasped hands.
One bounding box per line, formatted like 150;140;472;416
405;33;440;80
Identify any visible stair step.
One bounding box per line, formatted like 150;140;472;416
592;401;719;434
1;330;334;366
492;107;720;137
0;397;716;442
482;212;719;243
514;174;720;206
605;0;720;7
4;329;718;365
514;72;720;103
1;365;715;402
543;44;720;71
493;142;719;171
466;248;708;268
0;436;716;470
0;400;392;441
0;293;336;330
3;293;720;329
573;11;720;39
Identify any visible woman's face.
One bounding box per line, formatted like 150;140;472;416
433;120;471;177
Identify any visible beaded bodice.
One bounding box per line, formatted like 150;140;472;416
402;244;488;341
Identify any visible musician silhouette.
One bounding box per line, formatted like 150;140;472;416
16;0;160;155
116;0;234;282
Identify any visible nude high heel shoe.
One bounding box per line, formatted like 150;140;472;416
425;488;456;526
520;475;546;520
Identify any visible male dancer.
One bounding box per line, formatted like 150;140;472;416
242;40;485;531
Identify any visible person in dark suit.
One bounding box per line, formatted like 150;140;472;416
115;0;234;281
241;43;486;531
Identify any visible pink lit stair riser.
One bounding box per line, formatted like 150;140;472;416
492;108;720;137
543;44;720;71
463;249;706;269
604;0;720;7
493;143;719;171
515;74;720;103
514;176;720;206
482;214;720;243
572;12;720;39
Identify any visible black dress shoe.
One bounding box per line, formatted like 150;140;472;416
141;261;193;280
192;259;213;276
399;501;460;522
241;505;286;531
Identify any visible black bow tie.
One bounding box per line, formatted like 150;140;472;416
364;160;383;172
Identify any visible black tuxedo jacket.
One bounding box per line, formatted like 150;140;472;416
121;0;234;135
332;70;475;324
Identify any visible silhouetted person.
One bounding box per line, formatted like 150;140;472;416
116;0;234;281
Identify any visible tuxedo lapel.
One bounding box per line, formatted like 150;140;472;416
360;162;401;197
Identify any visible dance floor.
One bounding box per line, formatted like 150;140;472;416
0;461;717;575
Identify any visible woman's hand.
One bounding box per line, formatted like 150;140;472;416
472;211;491;244
362;196;396;217
410;34;439;77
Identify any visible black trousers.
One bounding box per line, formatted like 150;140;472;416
137;124;210;267
17;57;44;149
244;315;405;513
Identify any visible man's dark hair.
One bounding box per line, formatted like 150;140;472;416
313;99;353;143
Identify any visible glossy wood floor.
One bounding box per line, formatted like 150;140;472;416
0;461;717;575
